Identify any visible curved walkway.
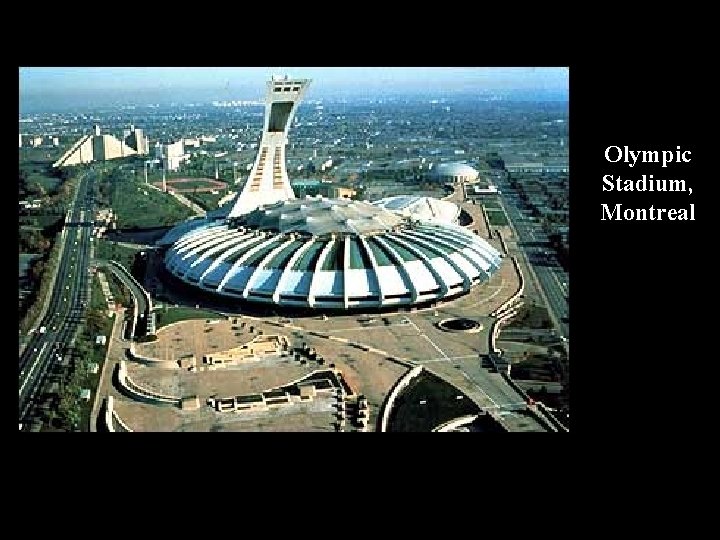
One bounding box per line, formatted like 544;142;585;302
432;414;480;432
103;396;134;432
115;360;180;407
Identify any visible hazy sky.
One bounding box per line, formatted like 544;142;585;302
19;67;568;111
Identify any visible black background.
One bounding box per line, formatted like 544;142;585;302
573;60;707;434
12;46;710;488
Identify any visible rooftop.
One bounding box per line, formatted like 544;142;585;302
232;197;405;236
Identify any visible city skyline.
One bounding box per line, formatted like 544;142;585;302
20;67;569;113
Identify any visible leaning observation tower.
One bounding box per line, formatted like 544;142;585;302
228;76;311;217
160;76;502;311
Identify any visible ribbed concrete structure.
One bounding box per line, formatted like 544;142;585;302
164;197;501;310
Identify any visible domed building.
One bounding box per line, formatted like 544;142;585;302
431;162;479;184
164;197;501;310
160;77;502;311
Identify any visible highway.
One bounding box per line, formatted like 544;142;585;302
493;174;569;340
19;168;97;430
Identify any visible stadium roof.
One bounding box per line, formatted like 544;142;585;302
432;162;479;179
373;195;460;224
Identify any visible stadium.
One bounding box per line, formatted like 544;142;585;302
159;76;502;311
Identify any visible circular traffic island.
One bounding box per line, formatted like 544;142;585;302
437;318;483;333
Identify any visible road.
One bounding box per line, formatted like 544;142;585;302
95;259;150;339
493;175;569;339
19;168;97;430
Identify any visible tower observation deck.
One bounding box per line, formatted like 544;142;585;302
227;76;311;217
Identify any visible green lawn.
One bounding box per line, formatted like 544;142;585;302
91;274;108;312
481;200;502;210
105;271;132;308
109;173;194;228
19;154;63;193
485;208;509;226
185;191;225;210
95;239;139;270
155;307;225;329
169;179;224;190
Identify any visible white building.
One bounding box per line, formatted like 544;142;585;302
430;162;479;184
156;140;187;171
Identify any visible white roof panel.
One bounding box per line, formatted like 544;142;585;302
249;269;282;292
312;271;343;296
279;271;313;295
374;265;409;296
428;257;463;288
404;260;440;293
345;269;380;297
449;252;479;279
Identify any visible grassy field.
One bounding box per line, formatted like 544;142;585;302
19;214;64;229
155;307;225;329
185;191;224;210
165;179;226;191
95;239;139;270
91;274;108;312
485;208;509;226
19;153;63;193
109;174;194;229
105;271;132;308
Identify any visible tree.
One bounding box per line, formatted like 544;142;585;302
86;309;107;337
58;386;81;430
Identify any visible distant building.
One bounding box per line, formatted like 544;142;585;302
291;179;356;199
467;184;500;198
505;162;568;174
53;125;148;168
430;162;479;184
124;125;149;155
156;139;187;171
331;186;356;199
